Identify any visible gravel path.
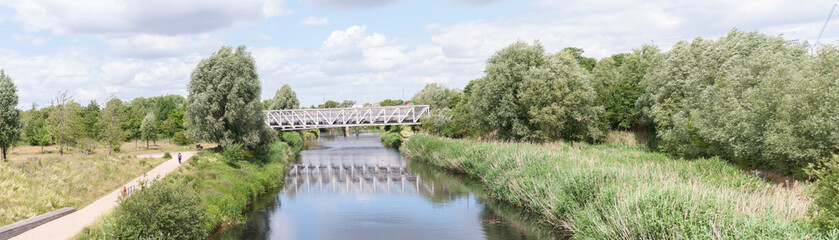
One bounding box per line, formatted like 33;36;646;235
12;151;197;240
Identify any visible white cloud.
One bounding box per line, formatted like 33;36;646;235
12;34;48;46
305;0;401;10
251;33;272;41
300;16;329;26
105;33;221;59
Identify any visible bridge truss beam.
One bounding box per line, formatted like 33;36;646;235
264;105;430;131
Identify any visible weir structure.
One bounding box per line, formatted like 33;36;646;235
264;105;430;131
284;162;435;195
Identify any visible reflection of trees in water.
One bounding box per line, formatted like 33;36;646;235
209;189;283;240
408;160;567;239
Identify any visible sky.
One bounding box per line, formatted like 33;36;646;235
1;0;837;108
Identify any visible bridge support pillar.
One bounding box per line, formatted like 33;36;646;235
344;126;350;137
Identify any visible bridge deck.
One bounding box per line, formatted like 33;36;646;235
264;105;430;130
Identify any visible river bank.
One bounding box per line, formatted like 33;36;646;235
402;134;829;239
76;141;294;239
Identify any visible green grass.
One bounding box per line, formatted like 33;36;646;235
77;142;292;239
0;155;166;226
403;134;832;239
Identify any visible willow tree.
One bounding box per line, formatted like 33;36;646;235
185;46;275;151
268;84;299;110
471;41;603;142
0;70;21;161
411;83;460;109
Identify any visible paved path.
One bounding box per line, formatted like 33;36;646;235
12;151;197;240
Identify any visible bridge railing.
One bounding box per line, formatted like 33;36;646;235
264;105;430;130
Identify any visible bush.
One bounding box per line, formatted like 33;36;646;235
110;181;208;239
162;152;172;159
380;132;403;149
112;144;120;153
280;131;303;153
221;143;245;167
807;154;839;232
173;131;193;146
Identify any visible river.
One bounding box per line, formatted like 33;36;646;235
212;133;564;240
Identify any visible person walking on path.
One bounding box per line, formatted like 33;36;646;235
178;152;182;164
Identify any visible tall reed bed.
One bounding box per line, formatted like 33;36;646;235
403;134;828;239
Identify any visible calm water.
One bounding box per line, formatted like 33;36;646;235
212;133;563;240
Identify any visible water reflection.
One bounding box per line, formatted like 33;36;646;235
212;133;564;240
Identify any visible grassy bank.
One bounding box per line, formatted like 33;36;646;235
77;141;292;239
403;134;830;239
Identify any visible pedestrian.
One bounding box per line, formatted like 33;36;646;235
178;152;182;164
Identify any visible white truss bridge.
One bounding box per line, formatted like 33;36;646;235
264;105;430;130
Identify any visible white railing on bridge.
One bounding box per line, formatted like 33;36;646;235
264;105;430;130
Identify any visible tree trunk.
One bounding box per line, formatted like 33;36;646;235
108;142;112;156
2;148;6;162
60;145;64;156
146;140;149;149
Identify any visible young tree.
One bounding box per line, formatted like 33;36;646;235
185;46;276;151
268;84;299;110
79;100;101;140
140;112;157;149
47;91;80;156
99;96;127;155
0;70;21;161
411;83;460;109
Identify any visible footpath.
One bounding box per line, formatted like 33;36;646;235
12;151;197;240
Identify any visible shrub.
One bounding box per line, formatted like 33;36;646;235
110;181;208;239
112;144;120;153
221;143;245;167
807;154;839;232
380;132;403;149
173;131;193;146
280;131;303;153
162;152;172;159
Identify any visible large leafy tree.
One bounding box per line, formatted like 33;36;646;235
99;96;127;155
185;46;275;150
268;84;299;110
79;100;101;140
599;45;660;129
140;112;157;149
0;70;21;161
640;29;839;176
411;83;460;109
562;47;597;72
472;41;602;142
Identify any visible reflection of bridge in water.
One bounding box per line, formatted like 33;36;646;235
284;163;435;195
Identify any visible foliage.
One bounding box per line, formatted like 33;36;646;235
403;134;826;239
221;143;246;167
318;100;339;108
46;91;81;155
471;41;603;142
110;181;208;239
562;47;596;72
599;45;659;129
807;154;839;232
268;84;299;110
378;99;404;106
99;97;127;155
410;83;460;109
0;70;21;161
302;129;319;140
162;152;172;159
339;100;356;108
173;131;193;146
639;29;839;176
22;104;52;150
185;45;276;152
380;132;403;149
140;112;158;149
280;131;303;153
78;101;100;140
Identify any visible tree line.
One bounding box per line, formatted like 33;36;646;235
415;29;839;178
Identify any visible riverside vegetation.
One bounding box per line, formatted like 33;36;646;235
409;29;839;237
404;134;835;239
